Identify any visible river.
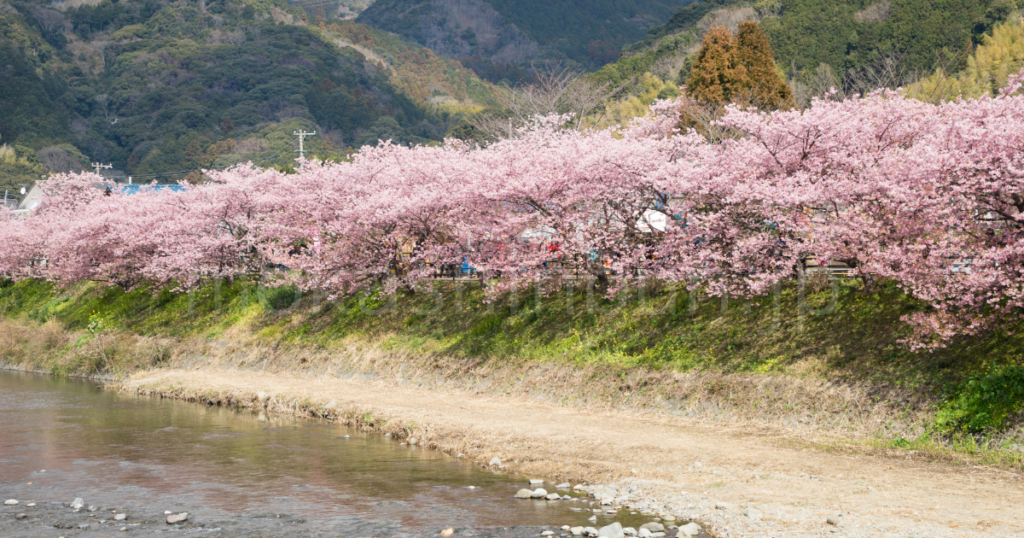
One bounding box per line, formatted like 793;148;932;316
0;370;652;537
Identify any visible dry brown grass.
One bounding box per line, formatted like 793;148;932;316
115;327;933;443
0;318;173;377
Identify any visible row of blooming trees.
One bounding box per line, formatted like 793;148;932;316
3;71;1024;348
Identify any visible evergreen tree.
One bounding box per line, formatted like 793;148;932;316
184;140;204;169
684;26;742;105
684;23;794;110
735;21;794;110
126;151;140;172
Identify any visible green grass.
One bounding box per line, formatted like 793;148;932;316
5;275;1024;440
3;276;1021;385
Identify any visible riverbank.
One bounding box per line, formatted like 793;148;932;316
5;277;1024;535
117;367;1024;538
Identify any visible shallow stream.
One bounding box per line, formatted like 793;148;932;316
0;370;653;537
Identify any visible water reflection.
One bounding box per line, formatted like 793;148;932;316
0;370;637;536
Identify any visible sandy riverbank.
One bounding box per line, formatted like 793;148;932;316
119;368;1024;538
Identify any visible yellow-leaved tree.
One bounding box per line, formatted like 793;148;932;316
907;15;1024;102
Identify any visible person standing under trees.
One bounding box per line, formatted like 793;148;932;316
682;21;794;134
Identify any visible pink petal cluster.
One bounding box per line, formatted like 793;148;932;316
3;72;1024;348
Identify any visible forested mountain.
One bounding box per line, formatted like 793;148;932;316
0;0;496;195
4;0;1023;199
595;0;1021;98
355;0;699;82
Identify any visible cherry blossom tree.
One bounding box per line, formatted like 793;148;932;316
3;70;1024;349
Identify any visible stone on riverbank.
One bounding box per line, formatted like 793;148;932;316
114;513;127;521
742;506;762;520
69;498;84;510
488;457;501;467
15;513;26;520
166;512;189;524
597;522;624;538
515;489;534;499
827;515;842;526
570;526;584;535
677;522;701;537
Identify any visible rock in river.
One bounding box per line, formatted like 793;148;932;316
597;522;625;538
530;488;548;498
639;523;664;533
114;513;127;521
69;498;85;510
515;489;534;499
545;493;561;500
166;512;189;524
529;479;545;485
677;522;701;537
489;457;502;467
4;500;18;506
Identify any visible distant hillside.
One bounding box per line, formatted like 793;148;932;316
355;0;699;83
598;0;1021;92
316;20;499;107
0;0;496;195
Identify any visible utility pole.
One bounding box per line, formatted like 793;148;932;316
92;162;112;175
294;130;316;159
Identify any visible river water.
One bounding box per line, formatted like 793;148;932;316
0;370;651;537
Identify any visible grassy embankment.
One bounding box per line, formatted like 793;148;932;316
2;275;1024;468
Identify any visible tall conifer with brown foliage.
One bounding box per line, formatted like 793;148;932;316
685;26;743;105
684;22;793;111
735;21;794;110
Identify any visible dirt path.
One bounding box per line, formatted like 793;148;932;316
124;369;1023;538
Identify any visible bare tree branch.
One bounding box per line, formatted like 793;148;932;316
469;64;616;139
